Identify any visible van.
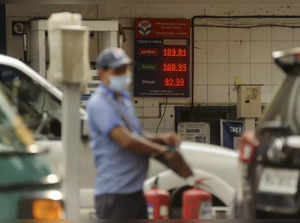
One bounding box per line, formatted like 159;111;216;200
0;88;64;219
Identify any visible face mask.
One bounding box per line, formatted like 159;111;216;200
109;73;132;93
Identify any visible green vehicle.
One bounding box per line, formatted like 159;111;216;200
0;88;64;219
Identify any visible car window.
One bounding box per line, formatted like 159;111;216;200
0;91;30;153
0;65;61;134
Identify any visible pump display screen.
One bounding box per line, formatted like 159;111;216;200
134;18;190;97
163;47;187;57
162;62;187;73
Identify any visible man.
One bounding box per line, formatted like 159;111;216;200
87;48;180;219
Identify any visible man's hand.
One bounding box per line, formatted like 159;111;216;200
241;131;259;147
158;132;181;147
110;126;168;156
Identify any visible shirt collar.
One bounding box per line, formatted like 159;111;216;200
97;83;130;100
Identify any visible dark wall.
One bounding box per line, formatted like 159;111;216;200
0;4;6;54
175;106;237;145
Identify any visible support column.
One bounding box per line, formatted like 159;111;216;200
30;21;46;76
0;4;6;54
62;84;81;220
103;31;118;48
244;118;256;131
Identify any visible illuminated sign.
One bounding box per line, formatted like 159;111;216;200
162;63;187;73
164;77;185;87
163;47;187;57
134;18;190;97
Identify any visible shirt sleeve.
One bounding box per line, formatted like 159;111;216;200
88;97;123;136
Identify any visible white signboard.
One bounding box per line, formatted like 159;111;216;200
177;122;210;144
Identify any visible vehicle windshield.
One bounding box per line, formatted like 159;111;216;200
294;79;300;128
0;65;61;135
0;90;33;153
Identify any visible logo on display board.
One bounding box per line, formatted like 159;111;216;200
220;119;244;150
229;126;242;134
137;20;152;36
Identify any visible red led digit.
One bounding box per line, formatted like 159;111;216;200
181;78;185;86
171;48;175;56
164;78;168;86
171;64;176;72
180;64;184;72
168;48;172;57
183;64;187;72
177;48;182;57
176;78;180;87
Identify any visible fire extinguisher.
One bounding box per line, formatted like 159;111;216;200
182;180;212;219
144;177;170;219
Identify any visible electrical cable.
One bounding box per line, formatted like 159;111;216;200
156;97;168;134
191;18;195;108
194;24;300;29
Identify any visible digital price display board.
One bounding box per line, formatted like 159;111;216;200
134;18;190;97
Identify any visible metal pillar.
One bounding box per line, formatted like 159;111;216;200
0;4;6;54
244;118;256;131
103;31;118;48
62;84;81;219
30;20;46;76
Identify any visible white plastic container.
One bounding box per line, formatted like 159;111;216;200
48;12;89;90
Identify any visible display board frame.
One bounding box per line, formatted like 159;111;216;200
134;18;190;97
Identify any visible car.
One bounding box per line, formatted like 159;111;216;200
0;88;64;220
0;54;239;219
235;47;300;219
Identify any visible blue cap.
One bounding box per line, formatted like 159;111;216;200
95;47;131;69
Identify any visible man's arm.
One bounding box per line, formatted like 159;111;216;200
143;132;164;144
144;132;181;146
110;126;168;156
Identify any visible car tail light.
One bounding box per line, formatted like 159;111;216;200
32;199;63;219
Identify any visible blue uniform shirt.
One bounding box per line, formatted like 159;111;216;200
86;84;149;196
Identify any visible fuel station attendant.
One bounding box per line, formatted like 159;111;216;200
87;48;180;219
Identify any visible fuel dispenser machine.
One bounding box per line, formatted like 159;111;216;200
29;19;120;107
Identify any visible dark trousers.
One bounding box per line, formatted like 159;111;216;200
95;190;148;219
